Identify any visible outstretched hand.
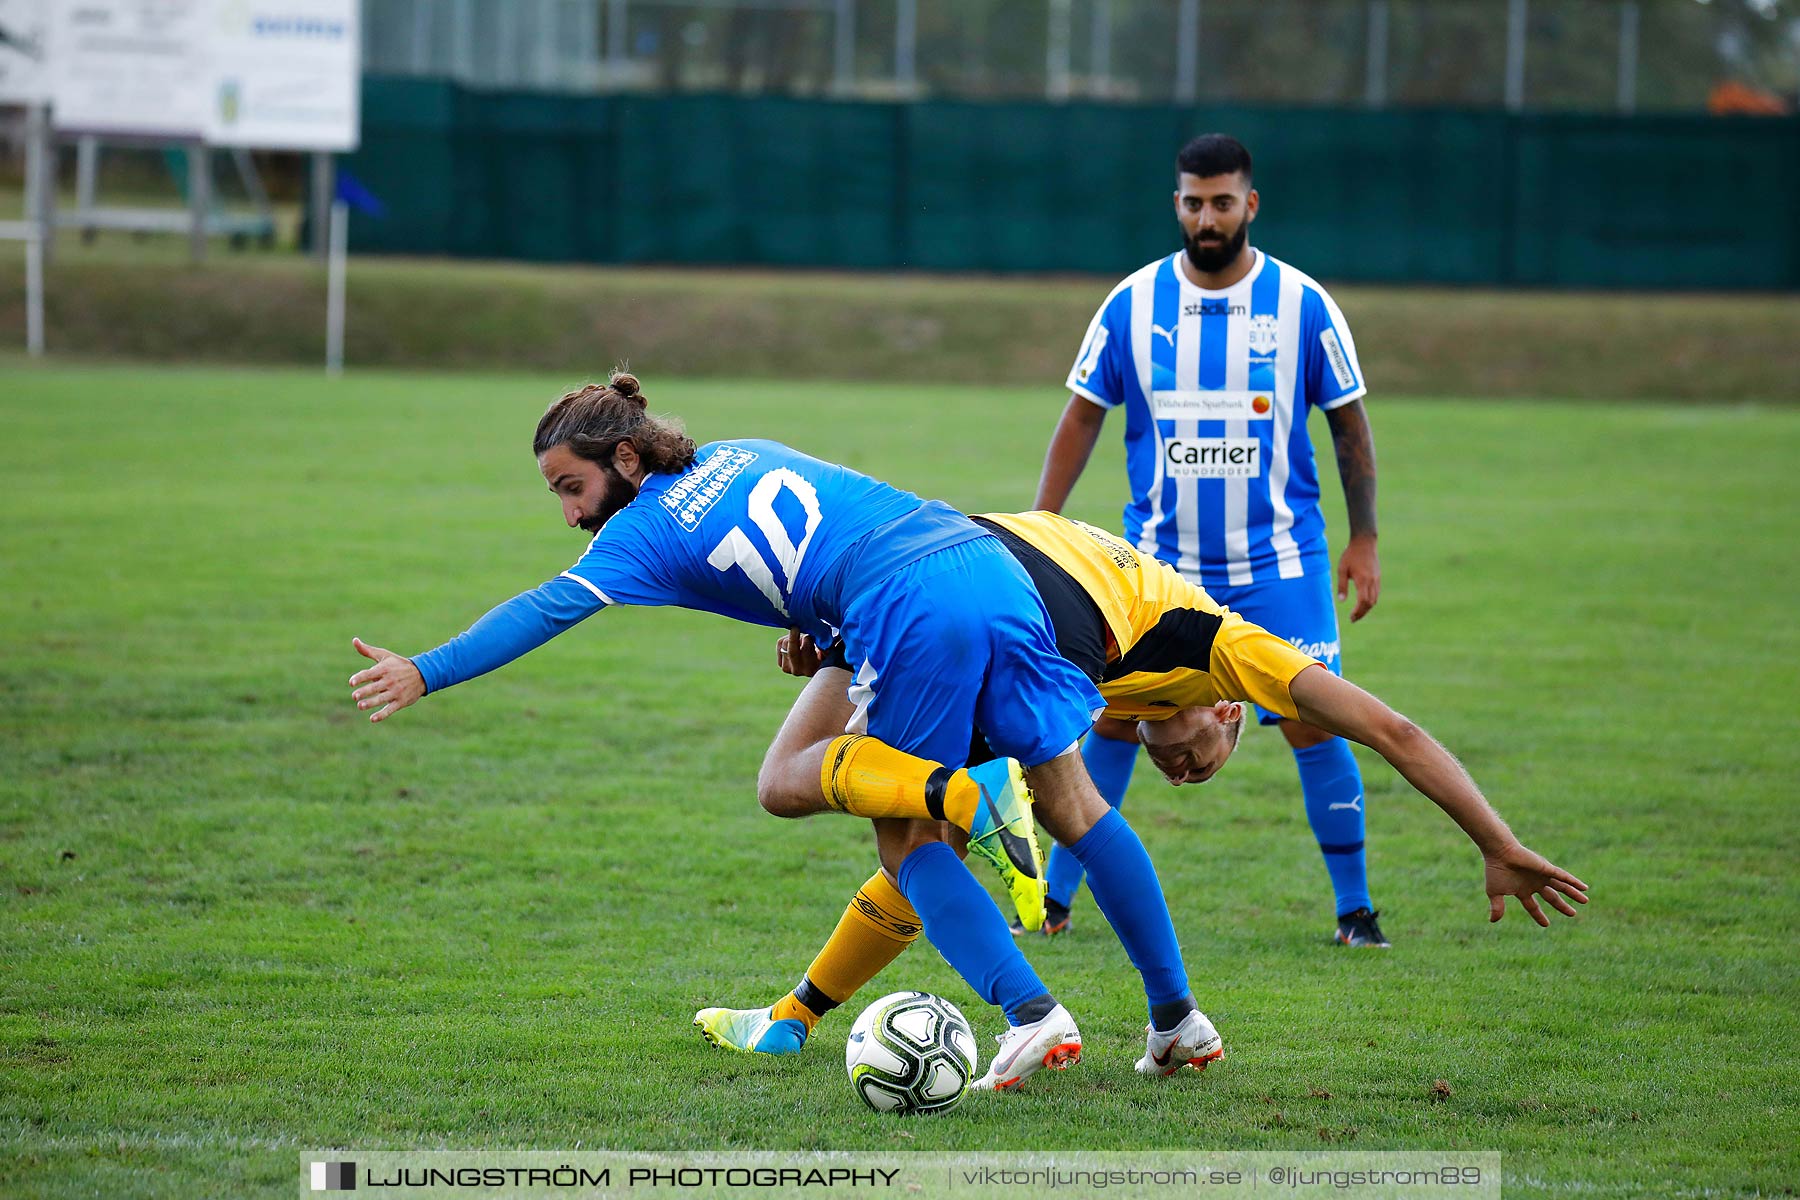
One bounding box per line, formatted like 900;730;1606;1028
348;637;426;723
1485;841;1588;926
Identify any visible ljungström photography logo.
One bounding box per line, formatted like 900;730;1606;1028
310;1161;356;1191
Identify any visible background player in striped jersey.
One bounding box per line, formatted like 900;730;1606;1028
1037;133;1389;946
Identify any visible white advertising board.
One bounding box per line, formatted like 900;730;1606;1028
48;0;360;148
51;0;211;138
0;0;49;103
205;0;359;151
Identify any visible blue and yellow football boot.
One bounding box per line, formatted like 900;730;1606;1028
692;1005;809;1055
962;757;1048;933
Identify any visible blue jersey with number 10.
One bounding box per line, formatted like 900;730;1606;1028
410;440;988;695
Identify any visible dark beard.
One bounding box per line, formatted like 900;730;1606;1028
1184;221;1248;273
578;465;638;533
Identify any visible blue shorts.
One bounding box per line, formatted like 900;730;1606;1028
837;536;1105;768
1204;553;1344;727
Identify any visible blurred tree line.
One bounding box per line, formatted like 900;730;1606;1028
360;0;1799;111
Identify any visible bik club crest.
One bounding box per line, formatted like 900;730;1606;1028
1247;314;1280;355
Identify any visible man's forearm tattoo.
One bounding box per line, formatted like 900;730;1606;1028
1327;400;1378;540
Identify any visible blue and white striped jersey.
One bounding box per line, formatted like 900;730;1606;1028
1065;249;1366;589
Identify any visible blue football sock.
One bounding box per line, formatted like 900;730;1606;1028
1045;732;1138;910
896;841;1050;1025
1293;737;1372;917
1068;809;1190;1011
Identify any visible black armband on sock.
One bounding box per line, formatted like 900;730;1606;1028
923;765;954;823
794;976;840;1018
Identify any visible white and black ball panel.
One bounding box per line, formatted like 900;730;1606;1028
918;1058;966;1103
886;1003;940;1049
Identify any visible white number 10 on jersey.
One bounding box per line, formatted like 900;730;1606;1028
707;469;823;618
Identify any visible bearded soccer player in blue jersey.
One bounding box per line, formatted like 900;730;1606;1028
1036;133;1390;946
346;373;1218;1090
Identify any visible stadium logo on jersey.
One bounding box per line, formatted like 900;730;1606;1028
1074;325;1109;385
1152;390;1275;422
1164;438;1261;478
1320;329;1357;391
1247;314;1280;355
1184;300;1245;317
660;444;758;531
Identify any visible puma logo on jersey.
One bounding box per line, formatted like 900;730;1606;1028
1151;324;1177;346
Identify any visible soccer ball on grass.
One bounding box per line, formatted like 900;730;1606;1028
844;991;977;1115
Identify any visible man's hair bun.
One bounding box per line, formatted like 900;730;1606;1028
608;371;643;406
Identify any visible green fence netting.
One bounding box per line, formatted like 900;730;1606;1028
340;77;1800;289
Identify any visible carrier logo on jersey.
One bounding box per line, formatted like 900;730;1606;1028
1074;325;1109;385
1248;314;1280;355
1320;328;1357;391
1153;390;1275;421
1164;438;1261;478
660;444;758;530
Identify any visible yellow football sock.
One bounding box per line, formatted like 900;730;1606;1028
819;735;981;830
776;871;922;1027
769;991;822;1029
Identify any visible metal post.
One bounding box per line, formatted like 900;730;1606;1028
187;144;209;264
834;0;855;93
1365;0;1388;108
76;136;100;216
24;214;44;356
607;0;629;77
895;0;916;93
24;103;48;356
35;108;55;267
535;0;557;86
1090;0;1112;99
1047;0;1071;102
497;0;518;87
311;151;335;260
453;0;474;81
1175;0;1199;104
411;0;432;73
574;0;600;88
233;148;273;214
1617;0;1639;115
326;200;349;377
1504;0;1527;112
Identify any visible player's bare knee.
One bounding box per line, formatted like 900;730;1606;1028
1023;745;1109;844
876;821;952;877
754;762;809;818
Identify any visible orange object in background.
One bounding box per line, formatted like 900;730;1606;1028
1708;79;1791;115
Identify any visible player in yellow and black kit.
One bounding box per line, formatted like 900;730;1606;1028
694;511;1586;1066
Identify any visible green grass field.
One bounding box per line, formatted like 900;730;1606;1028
2;363;1796;1198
